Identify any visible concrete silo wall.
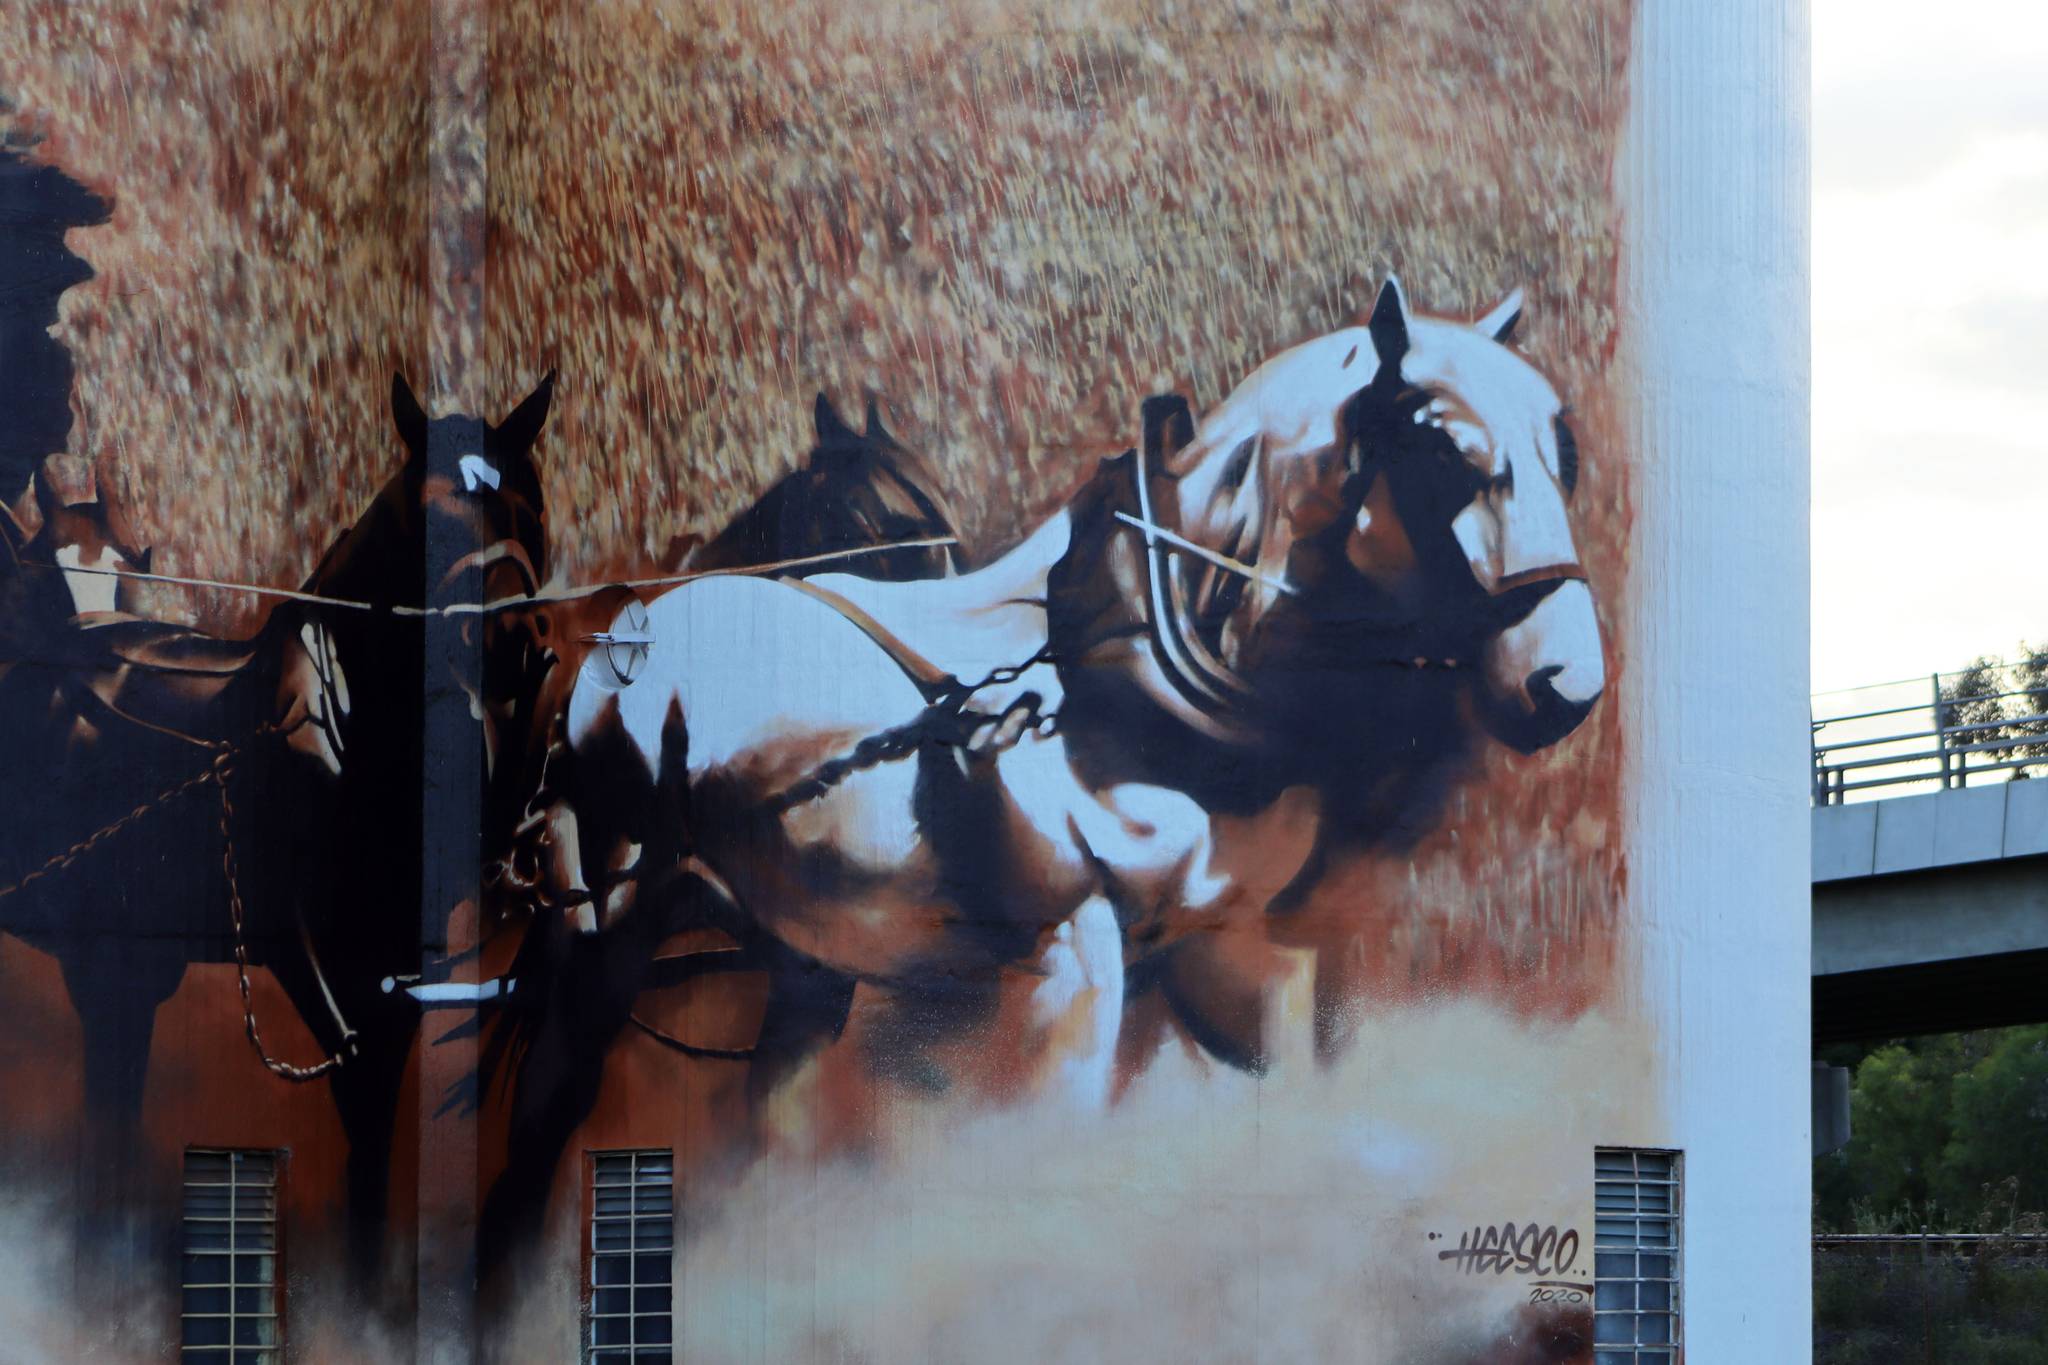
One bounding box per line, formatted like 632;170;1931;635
0;1;1806;1359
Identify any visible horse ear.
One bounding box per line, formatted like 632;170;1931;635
391;372;429;456
814;393;858;444
32;467;63;521
1477;288;1524;343
497;370;556;457
863;396;893;443
1369;276;1410;368
1142;393;1195;468
136;547;153;573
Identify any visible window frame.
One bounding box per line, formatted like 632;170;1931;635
179;1146;285;1365
1592;1146;1682;1365
584;1147;676;1365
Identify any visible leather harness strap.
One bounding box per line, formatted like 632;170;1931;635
779;575;959;701
1494;562;1589;594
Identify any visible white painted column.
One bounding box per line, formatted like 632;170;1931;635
1621;2;1813;1359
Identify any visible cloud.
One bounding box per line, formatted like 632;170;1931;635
1812;0;2048;688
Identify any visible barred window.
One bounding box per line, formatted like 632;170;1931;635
588;1149;675;1364
180;1149;281;1364
1593;1148;1681;1364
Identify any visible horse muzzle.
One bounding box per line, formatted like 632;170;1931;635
1477;576;1604;753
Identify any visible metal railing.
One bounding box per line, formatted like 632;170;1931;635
1813;1233;2048;1254
1812;662;2048;806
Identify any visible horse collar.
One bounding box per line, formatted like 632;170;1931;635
1118;445;1263;737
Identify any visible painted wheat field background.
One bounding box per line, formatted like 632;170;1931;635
4;0;1633;1021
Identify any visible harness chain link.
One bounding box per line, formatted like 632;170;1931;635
211;733;353;1081
764;651;1058;814
0;768;220;903
0;718;351;1082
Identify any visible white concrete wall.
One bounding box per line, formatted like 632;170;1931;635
1621;2;1813;1359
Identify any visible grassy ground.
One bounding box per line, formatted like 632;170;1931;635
1816;1251;2048;1365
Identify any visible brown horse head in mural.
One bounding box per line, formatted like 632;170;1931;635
476;282;1605;1279
680;394;964;581
386;369;552;604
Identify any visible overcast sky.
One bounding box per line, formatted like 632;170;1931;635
1811;0;2048;693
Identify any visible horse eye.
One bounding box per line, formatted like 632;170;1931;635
1553;416;1580;497
1449;456;1489;508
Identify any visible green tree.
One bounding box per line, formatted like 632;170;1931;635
1937;643;2048;778
2013;643;2048;769
1824;1041;1960;1222
1940;1026;2048;1217
1816;1027;2048;1232
1941;657;2009;748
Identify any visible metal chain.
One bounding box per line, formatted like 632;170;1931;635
0;720;351;1083
765;649;1060;815
0;767;221;903
210;737;354;1082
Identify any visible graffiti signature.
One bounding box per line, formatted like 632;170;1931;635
1433;1223;1581;1277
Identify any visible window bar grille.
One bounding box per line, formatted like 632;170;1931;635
588;1149;675;1364
1593;1147;1681;1365
180;1148;281;1365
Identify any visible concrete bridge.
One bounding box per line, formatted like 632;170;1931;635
1811;668;2048;1044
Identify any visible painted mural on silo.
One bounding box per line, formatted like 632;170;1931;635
1;0;1640;1360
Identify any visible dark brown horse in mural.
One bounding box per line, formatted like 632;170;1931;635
474;394;961;1272
0;373;553;1282
476;279;1605;1274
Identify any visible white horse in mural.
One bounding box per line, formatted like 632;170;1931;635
549;276;1604;1112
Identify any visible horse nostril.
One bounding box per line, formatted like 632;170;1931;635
1517;664;1597;747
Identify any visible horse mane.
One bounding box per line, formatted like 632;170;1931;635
274;467;421;614
685;394;962;580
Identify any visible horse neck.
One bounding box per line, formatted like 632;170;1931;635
946;510;1073;608
238;488;425;753
298;492;409;606
799;510;1072;687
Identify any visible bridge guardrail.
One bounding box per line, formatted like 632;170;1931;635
1812;664;2048;807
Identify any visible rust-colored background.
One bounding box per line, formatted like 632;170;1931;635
4;0;1632;1035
